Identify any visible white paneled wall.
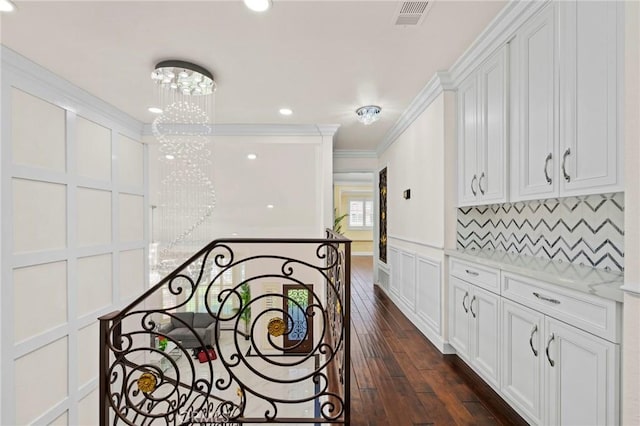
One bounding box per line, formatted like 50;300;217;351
1;50;147;425
386;244;448;352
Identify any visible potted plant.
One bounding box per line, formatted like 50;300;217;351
239;282;251;340
334;208;348;235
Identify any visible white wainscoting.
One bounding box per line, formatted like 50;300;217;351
1;48;148;426
379;245;454;354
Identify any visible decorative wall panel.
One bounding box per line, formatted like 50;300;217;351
457;193;624;272
379;167;388;263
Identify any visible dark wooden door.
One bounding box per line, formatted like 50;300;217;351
283;284;313;353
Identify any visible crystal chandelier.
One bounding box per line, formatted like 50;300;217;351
151;60;217;272
355;105;382;125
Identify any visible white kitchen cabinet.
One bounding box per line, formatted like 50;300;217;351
558;0;623;196
502;299;545;425
448;276;500;389
511;1;623;202
449;276;471;360
448;256;622;425
511;3;557;201
544;317;619;426
469;285;501;389
457;45;508;207
457;73;480;206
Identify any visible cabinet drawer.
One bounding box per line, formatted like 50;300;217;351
450;258;500;294
502;272;621;343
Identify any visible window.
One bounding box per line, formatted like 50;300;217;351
185;265;242;316
349;199;373;228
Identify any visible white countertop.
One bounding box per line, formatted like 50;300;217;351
445;249;625;303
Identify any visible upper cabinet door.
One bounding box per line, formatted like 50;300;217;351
457;74;480;206
558;0;623;195
511;4;558;201
479;45;508;204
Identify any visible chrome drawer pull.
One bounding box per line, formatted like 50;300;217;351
529;324;538;357
544;152;552;185
533;292;561;305
546;333;555;367
462;292;469;313
479;172;486;195
470;296;477;318
562;148;571;182
471;174;478;196
465;269;479;277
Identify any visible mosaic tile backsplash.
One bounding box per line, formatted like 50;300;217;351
457;193;624;272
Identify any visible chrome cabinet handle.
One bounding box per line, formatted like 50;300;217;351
470;296;477;318
471;174;478;196
544;153;552;185
462;292;469;313
562;148;571;182
529;325;538;357
546;333;555;367
479;172;486;195
533;292;561;305
465;269;479;277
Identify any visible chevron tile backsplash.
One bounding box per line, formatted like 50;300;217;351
457;193;624;272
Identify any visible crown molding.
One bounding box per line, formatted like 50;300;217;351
333;150;377;159
376;1;548;157
1;46;144;135
448;0;548;85
142;123;340;138
376;71;452;156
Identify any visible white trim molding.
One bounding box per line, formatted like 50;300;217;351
377;72;453;155
1;46;143;136
388;234;444;251
333;150;377;159
376;0;550;157
142;123;340;138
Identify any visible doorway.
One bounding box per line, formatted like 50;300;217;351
283;284;313;353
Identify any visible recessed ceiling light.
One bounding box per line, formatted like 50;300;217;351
279;108;293;116
232;232;239;236
247;153;257;160
0;0;16;12
148;107;163;114
244;0;271;12
266;204;274;209
165;154;175;160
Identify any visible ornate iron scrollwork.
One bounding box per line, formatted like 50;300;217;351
99;231;351;425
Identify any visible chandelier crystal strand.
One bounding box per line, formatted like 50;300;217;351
152;60;217;273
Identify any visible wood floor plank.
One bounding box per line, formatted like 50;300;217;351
348;256;525;426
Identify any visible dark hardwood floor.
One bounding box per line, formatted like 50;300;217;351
348;256;527;426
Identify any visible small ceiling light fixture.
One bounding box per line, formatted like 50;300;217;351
266;204;274;209
148;107;163;114
279;108;293;116
244;0;271;12
0;0;16;12
356;105;382;125
247;153;257;160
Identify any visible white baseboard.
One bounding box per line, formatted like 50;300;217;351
352;251;373;256
374;283;455;355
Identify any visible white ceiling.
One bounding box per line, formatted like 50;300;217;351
0;0;505;151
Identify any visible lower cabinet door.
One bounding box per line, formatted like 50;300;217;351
502;300;544;424
544;317;619;426
449;277;471;360
469;286;500;389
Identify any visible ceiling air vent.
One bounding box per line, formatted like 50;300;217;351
393;1;432;26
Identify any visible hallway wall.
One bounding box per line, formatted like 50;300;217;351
376;90;457;351
0;48;147;425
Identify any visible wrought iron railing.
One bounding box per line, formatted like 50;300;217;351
99;230;351;425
